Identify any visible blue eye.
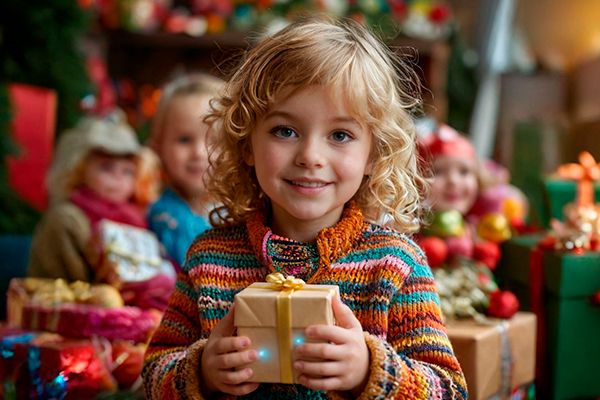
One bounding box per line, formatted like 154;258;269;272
331;130;351;142
272;126;297;138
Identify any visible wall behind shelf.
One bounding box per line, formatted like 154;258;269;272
106;29;449;121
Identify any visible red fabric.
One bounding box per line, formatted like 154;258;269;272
419;124;476;160
7;84;57;210
70;186;147;229
528;238;554;393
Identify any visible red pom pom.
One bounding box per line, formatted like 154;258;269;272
473;241;501;270
418;236;448;268
487;290;519;319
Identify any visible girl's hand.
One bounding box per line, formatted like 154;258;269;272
200;306;260;397
293;296;370;395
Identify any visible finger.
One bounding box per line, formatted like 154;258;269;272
332;296;360;330
219;366;255;385
213;336;252;355
297;375;344;391
210;305;236;338
294;360;343;377
295;341;345;361
305;324;352;345
216;348;257;369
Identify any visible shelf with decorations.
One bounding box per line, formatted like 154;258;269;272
99;0;454;130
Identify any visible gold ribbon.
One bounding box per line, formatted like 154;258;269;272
265;272;305;383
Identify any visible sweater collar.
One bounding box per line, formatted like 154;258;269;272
246;201;364;282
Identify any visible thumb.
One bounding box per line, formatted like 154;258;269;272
210;304;236;338
332;296;361;330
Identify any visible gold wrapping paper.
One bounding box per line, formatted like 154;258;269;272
446;312;536;400
234;279;338;383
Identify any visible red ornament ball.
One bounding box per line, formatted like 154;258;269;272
419;236;448;268
487;290;520;319
473;241;501;270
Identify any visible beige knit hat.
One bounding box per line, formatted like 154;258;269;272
47;109;141;203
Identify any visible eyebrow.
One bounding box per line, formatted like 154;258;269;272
264;110;362;128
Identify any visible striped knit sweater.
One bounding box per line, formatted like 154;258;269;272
143;203;467;399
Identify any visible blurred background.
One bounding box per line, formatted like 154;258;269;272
4;0;600;234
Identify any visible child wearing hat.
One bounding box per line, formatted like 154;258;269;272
418;123;524;320
27;111;171;307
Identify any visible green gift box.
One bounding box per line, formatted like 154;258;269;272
497;236;600;400
544;179;600;224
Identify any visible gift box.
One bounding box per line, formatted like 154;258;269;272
497;236;600;399
544;178;600;224
97;220;175;283
0;327;63;399
32;339;117;399
446;312;536;400
19;303;161;343
7;277;124;328
234;275;338;383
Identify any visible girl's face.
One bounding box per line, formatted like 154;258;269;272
247;85;373;241
83;152;137;204
158;94;213;200
430;155;479;214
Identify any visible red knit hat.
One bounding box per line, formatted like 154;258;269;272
419;124;476;160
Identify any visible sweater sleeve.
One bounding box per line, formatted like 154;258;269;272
27;204;93;282
142;271;208;400
355;244;468;399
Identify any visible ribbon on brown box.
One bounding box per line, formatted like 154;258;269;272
249;272;335;383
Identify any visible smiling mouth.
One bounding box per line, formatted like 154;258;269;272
287;180;328;188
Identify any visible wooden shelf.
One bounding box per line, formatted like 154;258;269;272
105;29;449;120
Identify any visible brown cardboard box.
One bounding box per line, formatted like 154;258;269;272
234;281;338;383
446;312;536;400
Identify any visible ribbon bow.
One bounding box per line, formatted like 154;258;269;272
557;151;600;207
266;272;305;291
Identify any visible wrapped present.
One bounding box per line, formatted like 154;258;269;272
20;303;161;343
234;273;339;383
96;219;175;284
446;312;536;400
7;277;124;327
31;339;117;399
544;179;600;224
498;235;600;399
0;327;62;399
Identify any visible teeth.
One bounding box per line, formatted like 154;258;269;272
291;181;326;188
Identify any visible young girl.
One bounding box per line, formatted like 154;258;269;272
148;73;225;268
143;17;467;399
28;111;158;282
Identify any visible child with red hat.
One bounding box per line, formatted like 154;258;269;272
418;123;521;320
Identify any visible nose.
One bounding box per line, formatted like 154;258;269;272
295;137;324;168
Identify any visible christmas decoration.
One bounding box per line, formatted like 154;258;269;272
93;0;453;40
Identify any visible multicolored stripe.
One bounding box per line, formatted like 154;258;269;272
143;202;467;399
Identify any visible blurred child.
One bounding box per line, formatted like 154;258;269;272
28;110;158;282
27;111;175;310
418;124;522;320
421;124;482;215
143;17;466;399
148;73;225;268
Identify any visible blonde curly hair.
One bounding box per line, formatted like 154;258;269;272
206;16;428;232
